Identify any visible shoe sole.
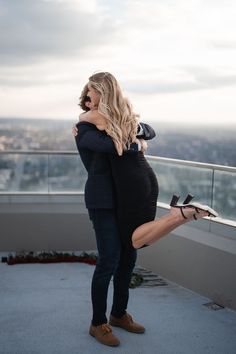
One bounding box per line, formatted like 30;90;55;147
186;203;218;217
89;329;120;347
178;202;219;217
110;322;145;334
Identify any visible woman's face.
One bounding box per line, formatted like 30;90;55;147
87;83;100;107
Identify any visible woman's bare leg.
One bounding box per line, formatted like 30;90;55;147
132;207;209;249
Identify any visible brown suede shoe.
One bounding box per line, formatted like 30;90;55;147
109;313;145;334
89;323;120;347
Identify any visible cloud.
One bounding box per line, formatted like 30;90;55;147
1;0;236;124
210;40;236;49
0;0;116;65
0;72;64;87
124;67;236;94
184;66;236;88
125;80;199;94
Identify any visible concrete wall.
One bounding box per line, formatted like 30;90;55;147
1;194;236;311
137;208;236;311
0;194;96;252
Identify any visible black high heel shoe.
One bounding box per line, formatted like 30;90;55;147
170;194;218;219
183;193;195;205
170;193;195;207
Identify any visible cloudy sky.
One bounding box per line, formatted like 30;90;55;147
0;0;236;125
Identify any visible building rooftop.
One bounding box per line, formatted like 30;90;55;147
1;258;236;354
1;151;236;353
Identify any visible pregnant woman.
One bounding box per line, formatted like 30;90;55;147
75;72;218;248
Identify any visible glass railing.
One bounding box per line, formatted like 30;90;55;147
148;156;236;222
0;151;236;222
0;151;86;193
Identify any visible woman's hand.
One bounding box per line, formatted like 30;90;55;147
72;125;78;136
136;139;148;152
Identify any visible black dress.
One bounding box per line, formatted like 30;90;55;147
109;151;159;248
75;121;159;249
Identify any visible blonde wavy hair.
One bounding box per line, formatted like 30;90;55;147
88;72;139;156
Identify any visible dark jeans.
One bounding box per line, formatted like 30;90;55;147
88;209;137;326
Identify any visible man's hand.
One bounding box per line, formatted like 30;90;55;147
139;139;148;152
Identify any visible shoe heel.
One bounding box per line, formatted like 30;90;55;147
170;194;180;207
183;193;194;204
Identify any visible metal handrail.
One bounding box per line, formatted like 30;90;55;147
1;150;236;173
147;156;236;173
1;150;236;227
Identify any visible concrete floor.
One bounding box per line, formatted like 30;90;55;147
0;257;236;354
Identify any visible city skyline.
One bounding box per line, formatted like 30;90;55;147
0;0;236;125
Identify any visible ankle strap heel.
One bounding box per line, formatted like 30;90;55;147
170;194;180;207
183;193;194;204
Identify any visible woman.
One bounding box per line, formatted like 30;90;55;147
75;72;218;248
76;84;158;250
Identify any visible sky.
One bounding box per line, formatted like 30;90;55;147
0;0;236;125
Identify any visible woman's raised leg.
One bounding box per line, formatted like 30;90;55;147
132;206;209;249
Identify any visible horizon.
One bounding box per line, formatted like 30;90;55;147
1;116;236;129
1;115;235;168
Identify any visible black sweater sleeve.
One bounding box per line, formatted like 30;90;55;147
137;122;156;140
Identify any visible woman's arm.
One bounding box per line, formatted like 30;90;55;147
75;110;149;153
79;110;107;131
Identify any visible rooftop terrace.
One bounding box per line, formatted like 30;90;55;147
1;259;236;354
0;151;236;353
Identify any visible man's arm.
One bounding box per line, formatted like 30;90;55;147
79;110;156;141
75;122;139;154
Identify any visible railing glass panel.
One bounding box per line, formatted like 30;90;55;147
0;153;48;192
149;159;213;207
48;154;86;192
213;170;236;221
1;151;236;222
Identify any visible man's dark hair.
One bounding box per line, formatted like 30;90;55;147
79;85;91;111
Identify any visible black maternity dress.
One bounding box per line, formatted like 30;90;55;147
109;150;159;249
75;120;159;249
